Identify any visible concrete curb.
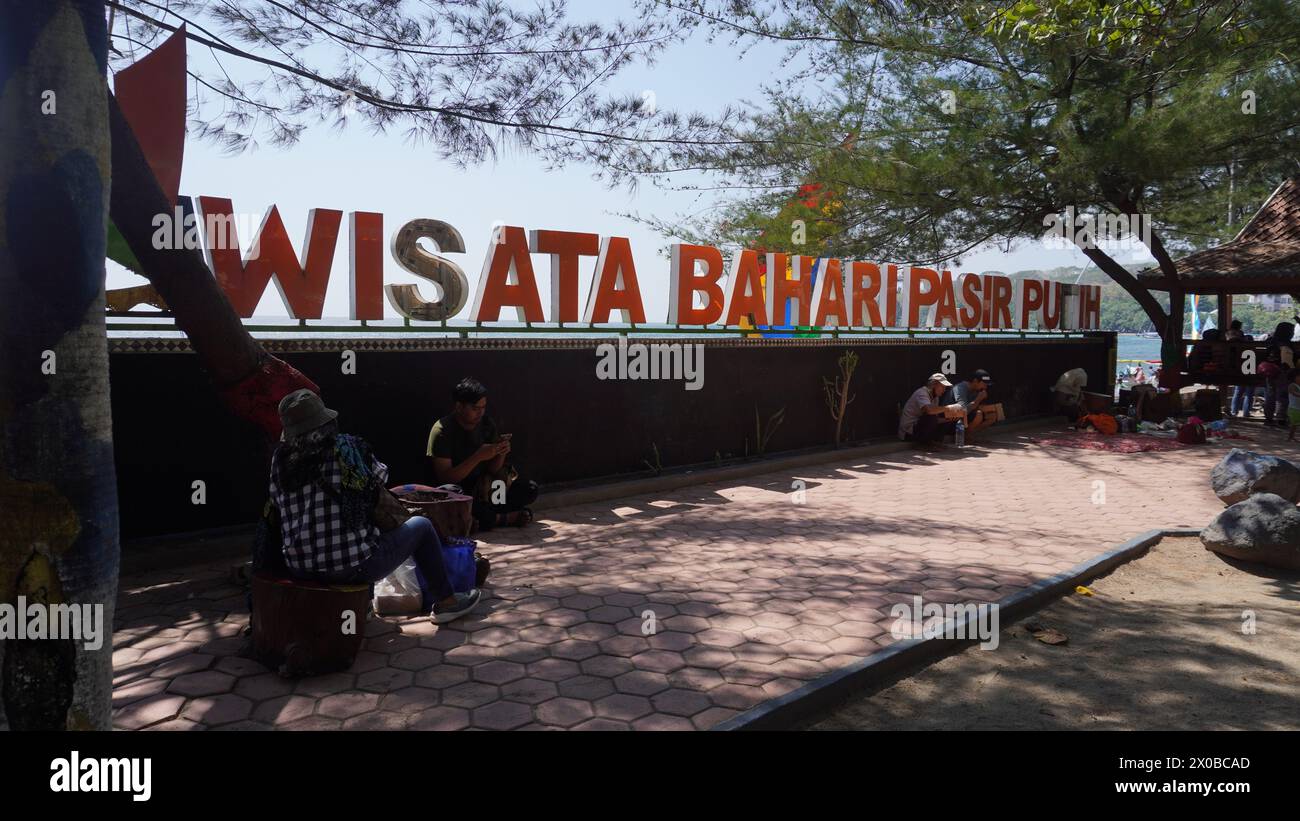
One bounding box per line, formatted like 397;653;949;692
533;415;1058;512
711;527;1205;731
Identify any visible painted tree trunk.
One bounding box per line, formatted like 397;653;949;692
107;93;318;438
0;0;118;730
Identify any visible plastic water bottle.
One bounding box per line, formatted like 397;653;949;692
955;419;966;448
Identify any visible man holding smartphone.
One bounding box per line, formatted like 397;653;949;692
427;377;538;530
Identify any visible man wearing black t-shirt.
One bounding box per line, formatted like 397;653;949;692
427;377;538;530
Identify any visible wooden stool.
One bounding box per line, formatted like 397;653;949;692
250;573;370;677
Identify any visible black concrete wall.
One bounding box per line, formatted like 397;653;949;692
110;333;1113;539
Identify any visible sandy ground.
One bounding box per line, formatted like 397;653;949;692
810;537;1300;730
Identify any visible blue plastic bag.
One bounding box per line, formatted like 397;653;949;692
410;537;477;598
441;538;477;593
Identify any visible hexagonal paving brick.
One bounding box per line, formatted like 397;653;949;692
594;693;653;721
280;716;344;731
343;711;409;730
834;620;885;639
391;648;443;671
598;636;650;658
663;615;711;634
349;650;390;674
788;623;840;643
357;667;415;693
651;688;713;718
560;594;603;611
379;686;439;713
707;680;764;706
586;605;634;624
472;660;527;685
549;640;602;662
646;631;694;652
718;661;776;686
367;633;419;655
414;665;470;690
419;627;471;651
167;670;235;697
441;681;499;709
612;670;671;696
469;626;519;648
114;694;186;730
113;677;169;708
526;658;582;682
580;656;634;679
571;718;631;731
568;622;617;642
442;644;500;667
493;641;549;665
518;625;568;645
317;692;382;719
294;672;356;698
182;694;253;726
471;701;533;730
695;628;746;649
149;653;215;679
214;656;267;677
539;608;585;628
142;718;206;731
556;674;615;701
535;697;594;728
253;694;317;725
407;705;470;731
515;596;561;613
692;707;740;729
234;673;295;701
500;678;559;705
632;714;696;731
629;650;686;674
666;667;725;692
682;646;736;670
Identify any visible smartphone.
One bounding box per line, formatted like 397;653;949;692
499;433;513;442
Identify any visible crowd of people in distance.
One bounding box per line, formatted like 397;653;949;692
1189;319;1299;428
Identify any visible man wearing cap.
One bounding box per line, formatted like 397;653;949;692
899;373;962;447
941;369;1001;443
269;389;481;623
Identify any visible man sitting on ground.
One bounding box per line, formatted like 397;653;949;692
427;377;539;531
942;369;1002;443
270;389;481;623
899;373;962;448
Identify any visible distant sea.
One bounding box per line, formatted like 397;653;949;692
1117;333;1163;363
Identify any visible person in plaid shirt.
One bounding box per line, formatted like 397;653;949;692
270;389;480;623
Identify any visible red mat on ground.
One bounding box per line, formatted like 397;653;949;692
1031;432;1192;453
1032;431;1257;452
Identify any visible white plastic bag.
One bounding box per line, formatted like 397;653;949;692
373;559;423;615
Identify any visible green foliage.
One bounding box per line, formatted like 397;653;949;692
626;0;1300;335
1098;287;1296;334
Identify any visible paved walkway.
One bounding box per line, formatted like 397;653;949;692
111;421;1294;730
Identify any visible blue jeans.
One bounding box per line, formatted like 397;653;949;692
344;517;454;609
1232;385;1257;415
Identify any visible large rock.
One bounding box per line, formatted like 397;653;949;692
1209;448;1300;506
1201;493;1300;571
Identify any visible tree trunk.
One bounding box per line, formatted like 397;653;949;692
0;0;118;730
107;92;318;438
1077;245;1168;331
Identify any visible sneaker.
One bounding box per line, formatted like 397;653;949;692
432;589;482;624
